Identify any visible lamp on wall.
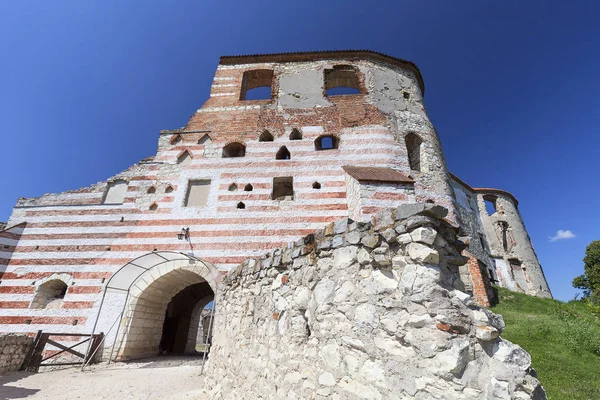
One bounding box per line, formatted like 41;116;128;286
177;227;190;241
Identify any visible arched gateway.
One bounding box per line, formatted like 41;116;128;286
89;251;220;361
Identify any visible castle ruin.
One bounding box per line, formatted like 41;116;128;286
0;51;549;398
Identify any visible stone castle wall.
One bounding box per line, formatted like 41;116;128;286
203;204;545;399
0;333;33;373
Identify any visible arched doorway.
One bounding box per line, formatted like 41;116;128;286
97;252;219;361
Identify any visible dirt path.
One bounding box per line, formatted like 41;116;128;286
0;356;208;400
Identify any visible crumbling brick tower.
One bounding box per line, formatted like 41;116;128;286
0;51;550;361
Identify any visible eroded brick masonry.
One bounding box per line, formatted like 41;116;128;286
0;51;551;364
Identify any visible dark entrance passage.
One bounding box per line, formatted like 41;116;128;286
158;282;213;355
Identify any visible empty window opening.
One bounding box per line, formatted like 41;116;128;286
498;221;509;251
244;184;253;192
103;180;128;204
405;133;422;172
185;180;211;207
177;150;192;165
478;234;487;251
259;130;274;142
240;69;274;101
229;183;238;191
272;177;294;200
31;280;68;309
483;195;498;215
276;146;291;160
147;186;156;194
289;129;302;140
324;65;362;96
165;186;174;193
312;182;321;189
237;202;246;209
149;203;158;211
198;134;212;145
170;134;182;145
314;135;339;150
222;142;246;158
403;92;411;99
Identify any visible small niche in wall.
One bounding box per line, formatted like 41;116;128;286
222;142;246;158
165;185;174;193
276;146;291;160
170;134;182;145
147;186;156;194
244;184;253;192
177;150;192;165
237;202;246;209
289;129;302;140
102;180;128;204
149;203;158;211
312;182;321;189
259;130;274;142
198;134;212;145
272;177;294;200
229;183;238;192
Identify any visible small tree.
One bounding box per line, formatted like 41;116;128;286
573;240;600;302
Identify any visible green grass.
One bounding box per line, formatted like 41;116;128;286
490;287;600;400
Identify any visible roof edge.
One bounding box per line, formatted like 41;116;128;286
449;172;519;206
219;50;425;95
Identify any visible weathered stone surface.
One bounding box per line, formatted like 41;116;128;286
0;334;34;373
409;226;437;245
203;208;546;399
406;242;440;264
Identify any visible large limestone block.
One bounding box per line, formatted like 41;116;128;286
406;242;440;264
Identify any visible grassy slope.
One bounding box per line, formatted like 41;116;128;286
490;287;600;400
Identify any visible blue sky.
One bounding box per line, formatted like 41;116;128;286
0;1;598;301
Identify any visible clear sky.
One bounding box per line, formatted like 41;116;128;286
0;1;598;302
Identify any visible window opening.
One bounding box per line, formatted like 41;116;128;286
185;180;211;207
314;135;339;150
102;180;128;204
499;221;509;251
149;203;158;211
222;142;246;158
237;202;246;209
324;65;362;96
244;184;253;192
147;186;156;194
289;129;302;140
165;186;174;193
31;280;68;309
259;130;274;142
240;69;274;101
276;146;291;160
405;133;422;172
272;177;294;200
312;182;321;189
229;183;238;191
483;195;497;215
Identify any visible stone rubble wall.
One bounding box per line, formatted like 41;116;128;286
0;334;33;373
203;203;546;400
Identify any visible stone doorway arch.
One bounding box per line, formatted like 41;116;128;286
104;253;219;361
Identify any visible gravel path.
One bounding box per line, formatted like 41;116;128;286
0;356;208;400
